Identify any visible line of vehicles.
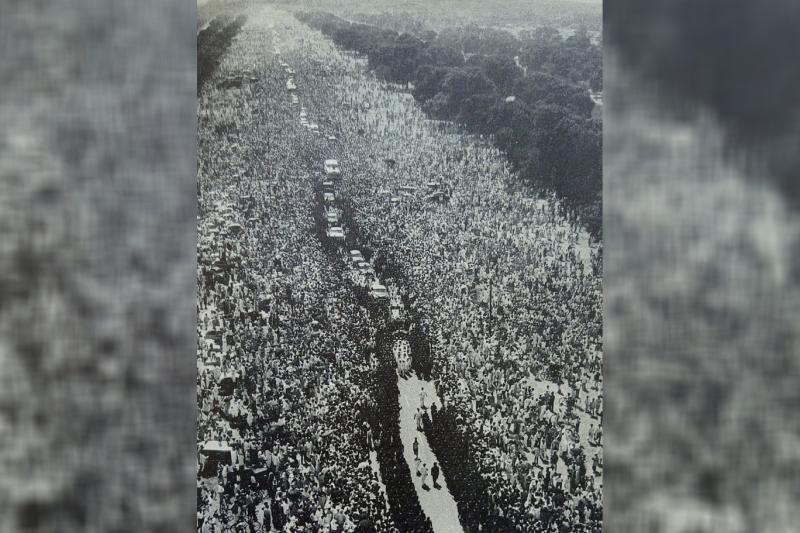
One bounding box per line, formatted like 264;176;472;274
277;52;404;320
318;159;399;313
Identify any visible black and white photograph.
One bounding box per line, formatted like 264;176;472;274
8;1;800;533
196;1;602;531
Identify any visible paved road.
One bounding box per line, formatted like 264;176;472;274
397;375;465;533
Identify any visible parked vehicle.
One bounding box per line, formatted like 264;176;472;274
350;250;365;264
324;159;341;177
326;226;345;240
369;282;390;300
357;261;375;278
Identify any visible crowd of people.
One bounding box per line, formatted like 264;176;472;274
279;16;604;532
197;8;602;533
196;18;407;533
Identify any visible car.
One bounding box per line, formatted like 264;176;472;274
324;159;341;176
425;190;448;203
323;192;335;203
200;440;233;465
357;261;375;277
349;250;364;264
299;110;307;118
326;212;339;224
369;282;390;300
326;226;345;240
286;80;297;91
308;123;319;133
327;135;337;141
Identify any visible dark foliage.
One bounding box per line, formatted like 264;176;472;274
197;15;247;96
606;0;800;201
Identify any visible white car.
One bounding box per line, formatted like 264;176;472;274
357;261;375;277
323;192;335;203
326;212;339;224
286;80;297;91
324;159;341;176
369;283;389;300
350;250;365;264
326;226;345;240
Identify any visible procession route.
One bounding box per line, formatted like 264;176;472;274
397;375;465;533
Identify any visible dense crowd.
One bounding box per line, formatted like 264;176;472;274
197;20;402;531
280;18;604;532
198;10;602;533
196;179;399;533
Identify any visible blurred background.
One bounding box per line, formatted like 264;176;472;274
0;1;197;532
604;1;800;532
2;0;799;532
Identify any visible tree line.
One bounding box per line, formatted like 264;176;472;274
297;12;602;237
197;15;247;96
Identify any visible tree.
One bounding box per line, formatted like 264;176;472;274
466;55;522;94
412;65;451;103
421;92;454;120
476;27;521;56
422;45;464;68
520;26;563;72
442;68;497;110
369;33;428;84
458;94;501;135
514;73;593;117
491;100;536;161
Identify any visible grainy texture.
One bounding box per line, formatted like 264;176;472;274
605;0;800;205
604;54;800;533
0;2;197;532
